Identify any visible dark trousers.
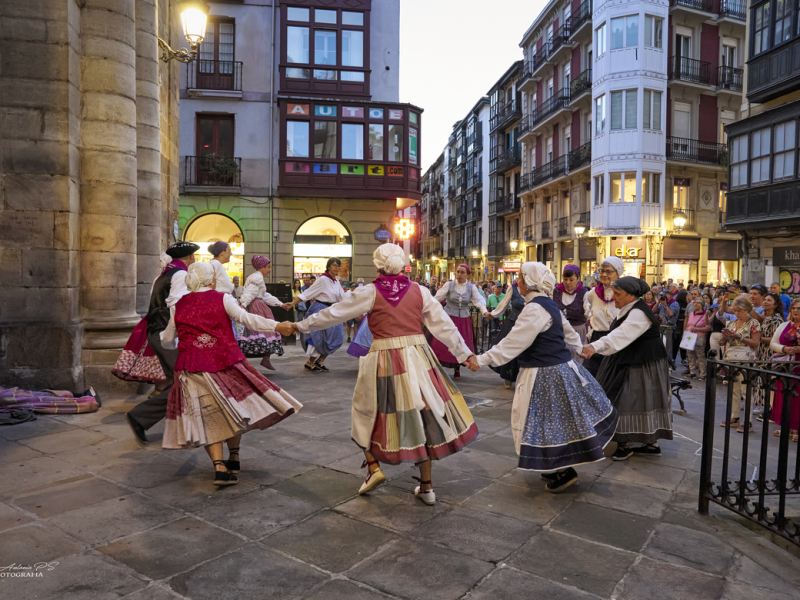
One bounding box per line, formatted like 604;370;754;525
128;329;178;431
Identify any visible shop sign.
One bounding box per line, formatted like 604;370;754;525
409;129;418;165
404;265;412;272
341;164;365;175
286;162;310;173
775;247;800;294
287;103;309;115
314;105;336;117
313;163;337;174
389;109;404;120
387;166;404;177
369;108;384;119
375;229;391;241
368;165;385;176
342;106;364;118
610;237;647;259
498;268;505;273
503;261;521;272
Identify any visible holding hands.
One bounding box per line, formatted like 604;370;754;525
275;321;296;337
281;302;294;311
463;355;479;372
581;344;596;359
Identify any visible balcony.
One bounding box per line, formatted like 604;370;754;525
673;208;697;231
467;124;483;152
184;156;242;190
496;194;521;216
519;172;535;194
490;100;522;132
666;137;727;166
747;37;800;103
579;211;591;231
719;0;746;20
447;215;456;228
568;0;592;40
496;146;522;174
726;184;800;230
523;225;534;241
533;155;567;187
668;56;712;86
447;248;457;259
716;66;744;92
568;142;592;172
448;185;456;199
188;60;244;95
558;217;570;237
550;22;573;63
533;87;571;129
467;200;483;222
570;69;592;104
541;220;551;239
669;0;713;15
467;168;483;190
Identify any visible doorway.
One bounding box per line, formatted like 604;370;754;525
184;213;245;281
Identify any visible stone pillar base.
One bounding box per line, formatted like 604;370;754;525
0;324;84;391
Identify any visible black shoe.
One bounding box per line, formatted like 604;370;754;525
125;413;148;444
304;362;319;371
612;445;633;461
545;468;578;493
225;447;240;473
213;460;239;487
347;337;351;343
316;364;330;372
540;472;558;482
631;444;662;456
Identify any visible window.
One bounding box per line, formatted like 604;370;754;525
287;7;309;21
595;23;607;55
730;135;748;188
642;173;660;203
313;122;336;159
286;121;309;157
342;123;364;160
198;20;234;67
611;90;637;130
368;124;383;160
644;16;663;48
642;90;662;130
774;121;796;180
611;16;638;49
342;11;364;26
751;127;771;184
610;172;637;202
197;114;234;158
388;124;404;161
594;174;605;205
775;0;792;43
342;30;364;67
315;9;337;23
287;26;310;78
753;3;771;55
595;95;606;135
673;183;689;209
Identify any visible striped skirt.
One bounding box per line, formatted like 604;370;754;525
351;334;478;464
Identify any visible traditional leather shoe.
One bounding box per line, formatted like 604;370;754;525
125;413;148;444
545;468;578;493
212;461;239;487
358;465;386;495
414;486;436;505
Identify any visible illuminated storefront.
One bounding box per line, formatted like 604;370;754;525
293;216;353;281
184;214;245;281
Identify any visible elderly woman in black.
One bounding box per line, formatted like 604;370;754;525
582;277;672;461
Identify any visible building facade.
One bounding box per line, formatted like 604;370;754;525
177;0;422;287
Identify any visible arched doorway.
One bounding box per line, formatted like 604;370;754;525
293;216;352;282
184;213;245;281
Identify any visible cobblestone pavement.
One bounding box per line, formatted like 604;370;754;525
2;344;800;600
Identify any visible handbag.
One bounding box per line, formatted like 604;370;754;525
679;331;698;351
725;345;755;361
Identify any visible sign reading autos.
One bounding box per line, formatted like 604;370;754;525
774;247;800;294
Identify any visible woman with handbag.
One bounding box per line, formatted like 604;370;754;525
684;297;710;380
720;296;761;433
769;298;800;441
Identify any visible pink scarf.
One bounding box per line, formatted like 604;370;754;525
555;281;583;295
593;283;615;303
160;259;187;276
373;274;412;308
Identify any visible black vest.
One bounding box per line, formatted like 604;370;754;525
608;299;667;366
517;296;573;369
147;267;181;335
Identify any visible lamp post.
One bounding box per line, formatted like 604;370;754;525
673;209;688;232
573;219;586;237
158;0;211;63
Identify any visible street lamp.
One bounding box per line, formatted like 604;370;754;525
574;219;586;237
158;0;211;63
673;209;688;232
510;240;519;252
472;250;478;258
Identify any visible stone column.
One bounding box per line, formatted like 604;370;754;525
79;0;141;383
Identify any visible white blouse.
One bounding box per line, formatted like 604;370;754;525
298;275;346;304
297;283;473;363
160;290;276;350
584;286;619;332
239;272;283;309
165;270;189;309
477;292;583;368
771;321;798;355
209;259;234;294
434;281;490;314
588;300;652;355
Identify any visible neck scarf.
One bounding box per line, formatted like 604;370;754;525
321;272;336;282
594;282;616;304
555;281;584;295
160;259;187;277
373;274;412;308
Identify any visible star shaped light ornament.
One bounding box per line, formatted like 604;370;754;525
394;218;415;240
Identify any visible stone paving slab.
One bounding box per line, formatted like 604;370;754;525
464;566;602;600
12;474;128;518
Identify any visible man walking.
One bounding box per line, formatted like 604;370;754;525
125;241;199;444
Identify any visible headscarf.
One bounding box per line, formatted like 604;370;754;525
458;263;471;275
612;276;650;298
520;262;555;296
251;255;270;270
372;244;406;275
562;264;581;277
595;256;625;303
185;262;214;292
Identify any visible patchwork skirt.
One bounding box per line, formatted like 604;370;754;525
430;315;475;368
512;361;617;471
163;360;302;449
306;300;345;356
237;298;284;358
351;334;478;464
347;315;373;358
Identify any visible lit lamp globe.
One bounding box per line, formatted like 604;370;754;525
472;250;478;258
673;209;688;231
574;219;586;237
180;0;210;46
510;240;519;252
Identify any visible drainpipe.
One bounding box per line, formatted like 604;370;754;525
268;0;277;282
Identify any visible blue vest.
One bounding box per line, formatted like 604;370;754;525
517;296;573;369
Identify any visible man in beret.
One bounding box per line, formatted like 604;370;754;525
126;241;198;444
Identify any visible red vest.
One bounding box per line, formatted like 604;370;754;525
174;290;244;373
369;284;424;340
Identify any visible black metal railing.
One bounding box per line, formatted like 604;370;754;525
470;305;495;354
189;60;244;91
558;216;569;237
568;142;592;171
467;202;483;222
669;56;712;85
490;100;522;132
447;248;456;258
448;185;456;199
447;215;456;228
519;172;535;193
185;156;242;187
518;112;537;138
534;155;567;186
700;357;800;547
496;194;520;215
580;211;591;230
551;22;572;55
717;66;744;91
488;242;505;257
673;207;697;230
720;0;746;19
526;43;552;78
541;220;551;239
496;146;521;173
666;137;727;165
568;0;592;36
570;69;592;99
670;0;713;12
533;88;571;127
523;225;534;241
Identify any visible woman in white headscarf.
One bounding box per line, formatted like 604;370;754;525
472;262;617;493
160;262;302;488
583;256;624;376
291;244;479;506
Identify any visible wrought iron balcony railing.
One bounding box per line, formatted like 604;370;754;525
551;22;572;55
669;56;712;85
670;0;713;12
185;156;242;187
541;220;551;239
523;225;534;241
579;211;591;231
568;142;592;171
533;155;567;186
717;66;744;91
570;69;592;100
719;0;746;19
490;100;522;132
496;194;520;216
532;87;571;128
519;172;535;193
189;60;244;91
666;137;727;165
496;146;522;173
568;0;592;37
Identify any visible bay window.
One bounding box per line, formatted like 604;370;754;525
774;120;796;180
610;172;638;202
342;123;364;160
751;127;771;184
611;16;638;49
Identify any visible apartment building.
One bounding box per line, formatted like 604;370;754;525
176;0;422;284
725;0;800;288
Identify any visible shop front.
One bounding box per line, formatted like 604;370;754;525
499;259;521;284
610;237;647;279
184;213;246;281
578;238;598;282
293;216;352;281
707;239;740;285
774;246;800;295
663;237;700;285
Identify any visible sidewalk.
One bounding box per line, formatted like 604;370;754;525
2;344;799;600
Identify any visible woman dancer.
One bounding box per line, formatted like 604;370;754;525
487;281;526;389
473;262;617;492
554;264;588;363
208;241;235;295
288;257;346;372
429;264;491;379
238;256;289;370
161;262;301;486
582;277;672;460
583;257;623;376
292;245;479;505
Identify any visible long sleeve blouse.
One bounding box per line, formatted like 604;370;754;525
165;270;189;309
297;275;346;304
434;281;490;314
296;283;473;363
239;271;283;309
588;300;652;355
160;290;276;350
209;259;234;294
490;288;513;318
477;292;583;368
584;286;619;332
771;321;799;354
